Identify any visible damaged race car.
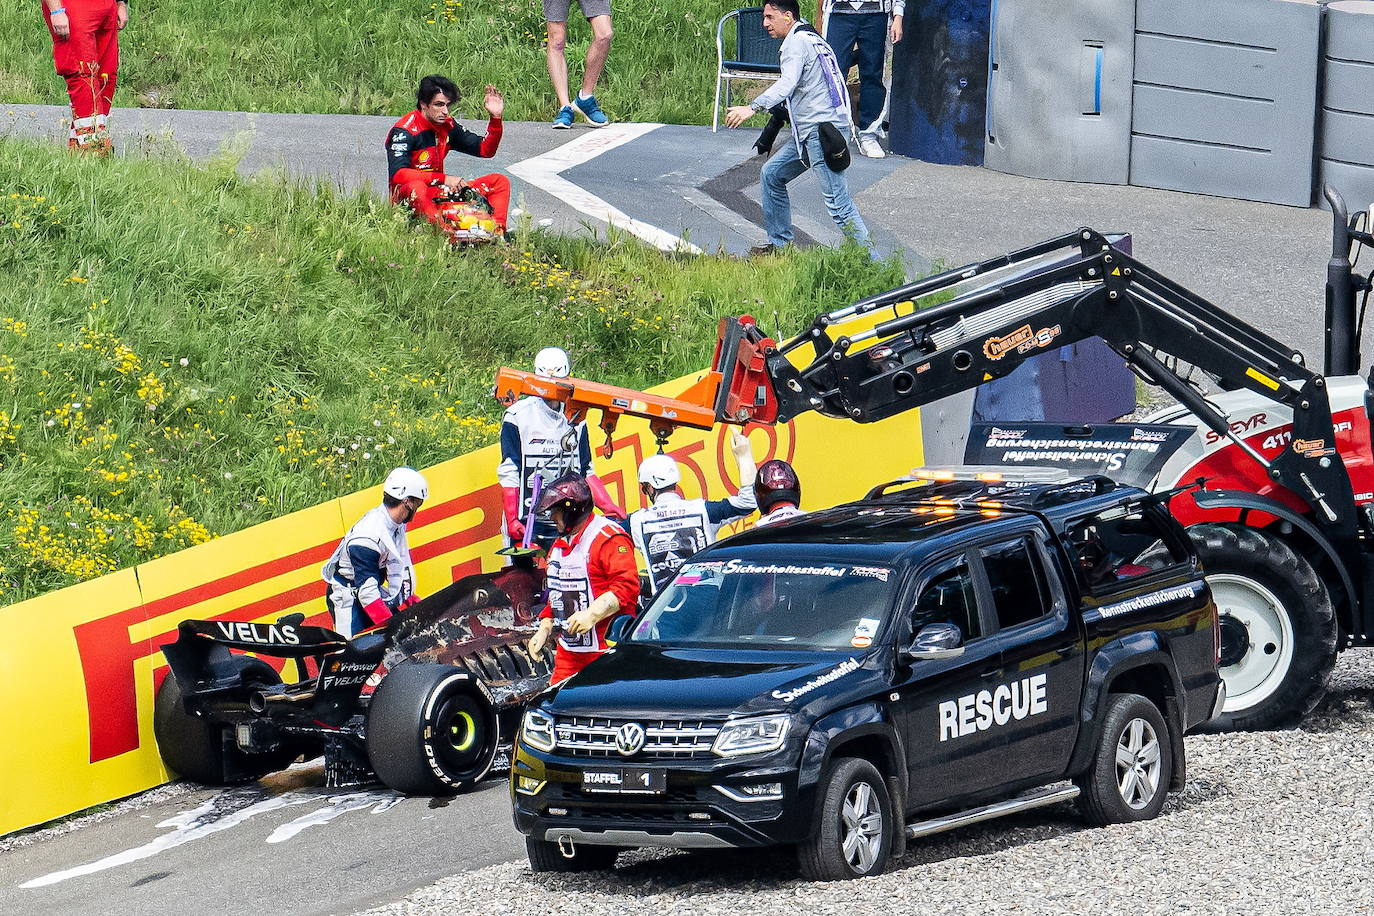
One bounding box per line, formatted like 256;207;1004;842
153;560;551;795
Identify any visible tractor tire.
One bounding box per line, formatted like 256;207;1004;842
1076;693;1173;826
365;661;499;796
153;656;300;784
1188;523;1337;731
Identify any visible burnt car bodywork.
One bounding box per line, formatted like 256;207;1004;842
156;562;553;794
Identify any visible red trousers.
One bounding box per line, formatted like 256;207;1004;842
45;0;120;121
551;646;602;684
391;173;512;230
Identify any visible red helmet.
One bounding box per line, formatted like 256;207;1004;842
756;459;800;513
536;473;594;531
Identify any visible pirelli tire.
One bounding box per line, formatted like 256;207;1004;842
153;656;300;785
365;661;499;796
1077;692;1173;826
797;756;894;881
1188;522;1337;731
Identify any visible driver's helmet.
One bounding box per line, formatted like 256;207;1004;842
537;472;594;530
435;191;499;243
756;459;801;513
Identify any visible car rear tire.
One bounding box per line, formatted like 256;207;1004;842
153;656;300;784
1187;523;1337;730
525;837;619;872
797;757;893;881
1077;692;1173;826
365;661;498;795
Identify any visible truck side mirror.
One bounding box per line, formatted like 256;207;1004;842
904;622;966;662
607;614;634;644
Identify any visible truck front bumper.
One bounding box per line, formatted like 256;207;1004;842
510;743;815;850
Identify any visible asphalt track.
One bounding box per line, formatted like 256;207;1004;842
0;105;1356;912
0;761;521;916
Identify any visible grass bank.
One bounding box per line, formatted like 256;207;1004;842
0;0;764;123
0;137;904;603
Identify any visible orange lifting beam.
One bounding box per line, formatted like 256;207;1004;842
493;367;722;458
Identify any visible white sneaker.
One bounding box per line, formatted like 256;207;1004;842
858;136;886;159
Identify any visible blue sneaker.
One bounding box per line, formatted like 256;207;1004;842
552;105;575;129
574;94;609;127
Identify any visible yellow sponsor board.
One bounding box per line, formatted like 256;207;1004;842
0;371;922;835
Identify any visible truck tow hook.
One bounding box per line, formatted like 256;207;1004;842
557;835;577;859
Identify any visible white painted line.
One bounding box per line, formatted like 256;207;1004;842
508;124;703;254
18;788;402;889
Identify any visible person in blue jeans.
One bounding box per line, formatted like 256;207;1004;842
544;0;613;128
824;0;904;158
724;0;870;255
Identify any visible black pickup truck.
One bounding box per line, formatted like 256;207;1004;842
510;472;1225;880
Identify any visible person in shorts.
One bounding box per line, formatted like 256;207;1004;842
544;0;613;129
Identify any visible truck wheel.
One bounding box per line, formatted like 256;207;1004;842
365;662;498;795
797;757;893;881
153;657;299;784
1077;692;1173;826
525;837;619;872
1188;523;1337;730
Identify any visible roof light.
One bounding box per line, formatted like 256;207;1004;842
907;465;1075;485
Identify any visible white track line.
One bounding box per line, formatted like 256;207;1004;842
508;123;703;254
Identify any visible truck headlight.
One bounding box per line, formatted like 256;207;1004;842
520;708;557;752
712;714;790;757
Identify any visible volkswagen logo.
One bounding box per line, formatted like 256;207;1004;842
614;722;646;756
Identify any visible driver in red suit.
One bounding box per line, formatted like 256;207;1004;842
386;74;512;235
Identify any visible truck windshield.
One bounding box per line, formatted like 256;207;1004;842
629;559;897;651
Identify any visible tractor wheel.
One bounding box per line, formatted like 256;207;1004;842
1188;523;1337;730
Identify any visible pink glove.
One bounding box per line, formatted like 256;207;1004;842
502;486;526;541
588;475;626;520
362;599;393;627
401;594;420;610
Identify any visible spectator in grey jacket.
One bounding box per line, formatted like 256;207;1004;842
724;0;870;256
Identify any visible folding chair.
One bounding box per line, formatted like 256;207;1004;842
712;7;784;132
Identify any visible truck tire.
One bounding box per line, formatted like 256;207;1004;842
1187;522;1337;730
365;661;498;795
1077;692;1173;826
797;757;893;881
153;657;299;784
525;837;619;872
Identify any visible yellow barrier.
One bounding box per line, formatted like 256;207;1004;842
0;373;922;836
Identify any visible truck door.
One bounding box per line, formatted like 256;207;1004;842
896;553;1009;810
981;533;1084;785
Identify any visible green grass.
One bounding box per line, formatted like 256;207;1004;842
0;0;766;122
0;136;904;603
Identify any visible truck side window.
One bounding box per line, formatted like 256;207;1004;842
913;560;981;643
1066;505;1186;591
980;538;1047;629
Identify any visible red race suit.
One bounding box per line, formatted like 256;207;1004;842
45;0;122;148
539;515;640;683
385;110;511;231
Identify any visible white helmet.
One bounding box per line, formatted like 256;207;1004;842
533;347;571;379
638;454;681;490
383;466;429;502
